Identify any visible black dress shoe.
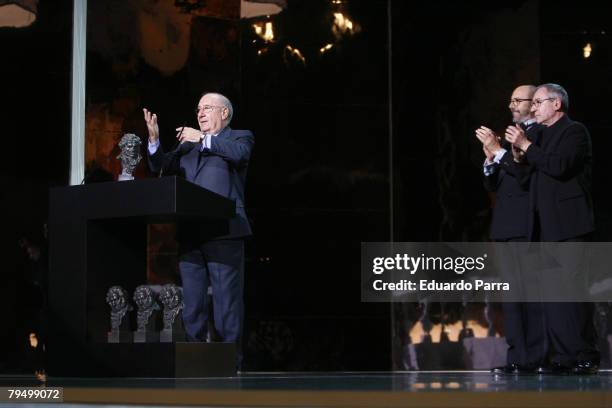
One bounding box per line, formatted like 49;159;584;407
572;361;598;375
491;363;519;374
491;363;534;374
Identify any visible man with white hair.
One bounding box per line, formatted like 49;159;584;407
505;83;598;374
144;92;254;368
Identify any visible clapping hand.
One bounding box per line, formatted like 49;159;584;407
505;124;531;152
475;126;502;156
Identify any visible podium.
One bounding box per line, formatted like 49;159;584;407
48;177;237;377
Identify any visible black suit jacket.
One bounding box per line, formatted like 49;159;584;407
149;127;254;242
524;115;594;241
485;123;542;240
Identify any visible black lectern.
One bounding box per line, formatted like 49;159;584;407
48;177;236;377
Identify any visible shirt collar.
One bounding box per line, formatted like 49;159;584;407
522;118;537;127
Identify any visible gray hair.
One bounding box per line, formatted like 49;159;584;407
536;83;569;112
202;92;234;124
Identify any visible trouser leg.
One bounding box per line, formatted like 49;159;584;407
179;248;209;342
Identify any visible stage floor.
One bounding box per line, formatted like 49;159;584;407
1;371;612;407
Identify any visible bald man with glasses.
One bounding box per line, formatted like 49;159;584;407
476;85;546;374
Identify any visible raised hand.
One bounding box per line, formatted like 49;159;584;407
475;126;502;155
143;108;160;142
505;124;531;151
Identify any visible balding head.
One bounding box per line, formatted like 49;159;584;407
196;92;234;134
514;85;536;97
509;85;536;124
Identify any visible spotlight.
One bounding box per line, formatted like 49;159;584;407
320;43;334;54
253;20;275;42
583;42;592;59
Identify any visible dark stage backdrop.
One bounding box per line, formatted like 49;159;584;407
84;0;391;371
4;0;612;372
2;0;73;374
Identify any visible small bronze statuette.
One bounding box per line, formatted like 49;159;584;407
133;285;161;343
159;284;185;342
106;286;133;343
116;133;142;181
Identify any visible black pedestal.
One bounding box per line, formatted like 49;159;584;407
48;177;235;377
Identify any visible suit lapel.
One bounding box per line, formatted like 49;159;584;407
216;126;232;140
194;127;232;177
181;146;199;181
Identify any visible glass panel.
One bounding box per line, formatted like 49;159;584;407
85;0;390;370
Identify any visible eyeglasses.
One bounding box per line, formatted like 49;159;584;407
531;97;555;108
195;105;224;114
509;98;532;105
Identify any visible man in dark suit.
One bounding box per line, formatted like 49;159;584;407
143;92;254;366
476;85;546;374
478;85;539;240
505;83;599;374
